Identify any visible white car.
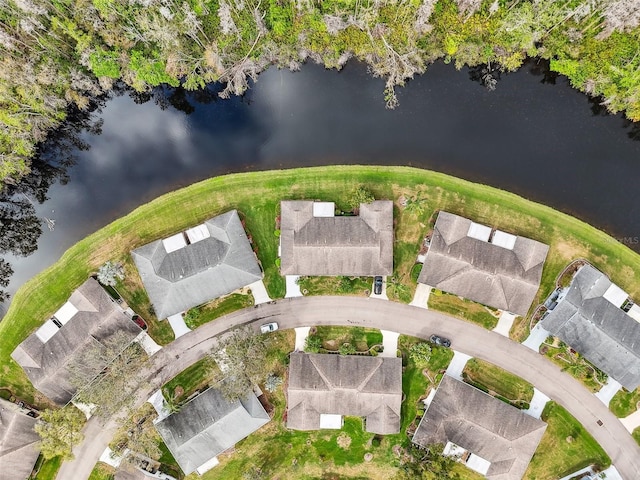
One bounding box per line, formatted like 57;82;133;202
260;322;279;333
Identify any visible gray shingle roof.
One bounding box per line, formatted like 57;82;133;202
541;265;640;390
280;201;393;276
11;278;141;405
286;353;402;434
413;375;547;480
0;398;40;480
131;210;262;320
155;386;269;475
418;211;549;316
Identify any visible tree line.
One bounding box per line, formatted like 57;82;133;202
2;0;640;184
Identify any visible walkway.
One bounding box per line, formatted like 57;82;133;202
247;280;272;304
595;378;622;407
294;327;310;351
409;283;431;309
524;388;550;419
522;322;549;351
621;408;640;433
285;275;303;298
166;313;191;338
445;351;472;380
492;311;516;337
379;330;399;357
136;332;162;356
57;296;640;480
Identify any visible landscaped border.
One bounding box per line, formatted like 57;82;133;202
3;165;640;403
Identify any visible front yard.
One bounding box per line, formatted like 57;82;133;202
462;358;534;409
427;291;500;329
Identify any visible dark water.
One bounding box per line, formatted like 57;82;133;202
3;58;640;307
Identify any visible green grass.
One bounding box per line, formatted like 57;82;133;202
633;427;640;447
87;462;115;480
184;293;254;330
30;455;62;480
610;387;640;417
313;326;383;352
297;276;372;297
462;358;534;409
158;441;184;479
428;291;500;329
162;357;219;404
525;402;610;479
3;165;640;405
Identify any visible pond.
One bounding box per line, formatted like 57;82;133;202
3;58;640;309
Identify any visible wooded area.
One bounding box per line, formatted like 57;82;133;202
1;0;640;183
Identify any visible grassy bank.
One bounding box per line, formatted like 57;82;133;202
462;358;534;409
525;402;610;479
3;166;640;403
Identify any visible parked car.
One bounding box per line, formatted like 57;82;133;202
429;334;451;348
260;322;279;333
132;314;147;331
374;276;383;295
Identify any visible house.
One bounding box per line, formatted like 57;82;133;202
11;278;141;405
286;353;402;434
413;375;546;480
279;200;393;276
541;264;640;391
418;211;549;316
154;385;269;476
131;210;262;320
0;398;40;480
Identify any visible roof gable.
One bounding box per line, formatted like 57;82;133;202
280;201;394;276
155;385;269;475
413;376;546;480
419;212;549;316
11;278;141;405
0;399;40;480
286;353;402;434
132;210;262;319
541;265;640;390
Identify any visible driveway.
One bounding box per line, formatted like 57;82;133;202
57;297;640;480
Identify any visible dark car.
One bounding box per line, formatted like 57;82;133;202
429;334;451;348
132;314;147;331
374;276;383;295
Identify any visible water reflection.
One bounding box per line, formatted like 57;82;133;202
3;58;640;303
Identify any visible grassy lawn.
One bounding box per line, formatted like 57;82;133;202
634;428;640;447
162;357;220;405
30;455;62;480
158;441;184;479
3;166;640;405
462;358;534;409
610;387;640;418
541;339;607;393
525;402;610;479
87;462;115;480
510;315;532;343
184;293;254;330
297;276;372;297
313;326;383;352
428;291;500;329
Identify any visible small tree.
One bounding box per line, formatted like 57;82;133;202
409;342;432;367
97;261;125;287
304;335;322;353
110;404;161;462
347;186;375;212
264;373;283;393
35;407;86;460
214;326;271;401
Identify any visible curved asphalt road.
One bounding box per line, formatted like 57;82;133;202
57;297;640;480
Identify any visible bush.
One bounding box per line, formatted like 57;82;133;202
339;343;357;355
409;342;432;367
304;335;322;353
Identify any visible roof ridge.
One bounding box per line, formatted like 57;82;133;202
356;357;384;392
307;355;335;391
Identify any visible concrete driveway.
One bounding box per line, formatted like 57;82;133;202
57;297;640;480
